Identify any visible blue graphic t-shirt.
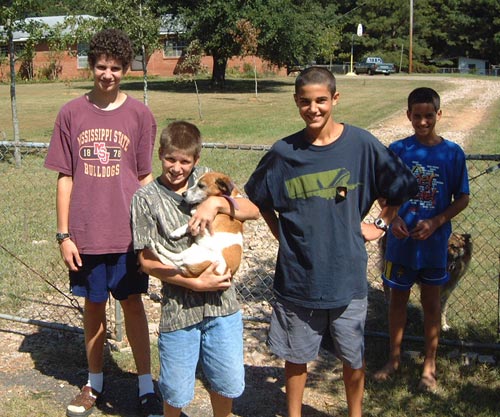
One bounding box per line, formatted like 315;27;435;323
385;135;469;269
245;124;417;309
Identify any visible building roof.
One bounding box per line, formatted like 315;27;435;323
2;14;184;42
1;15;96;42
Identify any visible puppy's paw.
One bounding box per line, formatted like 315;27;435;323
169;225;188;240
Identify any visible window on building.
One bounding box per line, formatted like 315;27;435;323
77;42;88;69
131;55;144;71
163;39;185;58
0;42;25;58
14;42;26;56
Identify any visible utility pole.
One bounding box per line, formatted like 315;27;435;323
409;0;413;74
346;23;363;76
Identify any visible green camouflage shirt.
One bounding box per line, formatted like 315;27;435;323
131;166;240;332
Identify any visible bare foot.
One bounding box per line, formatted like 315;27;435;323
418;373;437;393
373;362;399;382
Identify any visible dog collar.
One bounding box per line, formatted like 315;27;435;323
222;194;239;210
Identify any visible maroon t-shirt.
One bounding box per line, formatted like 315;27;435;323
45;94;156;254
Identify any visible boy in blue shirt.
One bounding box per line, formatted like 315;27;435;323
374;87;469;392
245;67;417;417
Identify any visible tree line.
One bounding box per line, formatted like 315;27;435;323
2;0;499;86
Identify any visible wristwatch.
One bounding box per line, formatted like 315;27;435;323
56;232;71;244
374;218;388;232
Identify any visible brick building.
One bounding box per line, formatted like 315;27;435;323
0;15;285;81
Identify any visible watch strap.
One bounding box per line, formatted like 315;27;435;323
374;218;388;232
56;232;71;244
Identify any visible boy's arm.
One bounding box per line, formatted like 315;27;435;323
139;173;153;187
260;209;280;241
361;201;400;241
411;193;470;240
138;248;233;291
56;173;82;271
188;196;260;236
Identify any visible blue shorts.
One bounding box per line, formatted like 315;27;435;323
158;311;245;408
268;297;367;369
69;252;148;302
382;260;449;290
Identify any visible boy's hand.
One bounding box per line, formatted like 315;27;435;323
390;216;410;239
410;219;437;240
188;197;221;236
189;262;232;292
59;239;82;271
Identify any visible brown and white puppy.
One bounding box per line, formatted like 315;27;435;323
153;172;243;277
379;232;473;331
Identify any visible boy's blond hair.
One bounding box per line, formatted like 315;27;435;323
159;121;202;158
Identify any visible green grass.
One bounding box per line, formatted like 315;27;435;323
364;339;500;417
0;76;450;145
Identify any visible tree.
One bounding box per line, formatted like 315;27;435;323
316;25;344;68
231;19;260;97
0;0;44;166
37;0;88;16
162;0;250;89
175;39;205;120
16;18;46;80
253;0;340;68
426;0;500;64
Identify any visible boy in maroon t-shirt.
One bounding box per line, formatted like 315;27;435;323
45;29;161;417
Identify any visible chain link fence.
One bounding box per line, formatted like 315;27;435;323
1;143;499;348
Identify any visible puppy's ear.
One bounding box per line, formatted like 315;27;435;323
215;177;234;196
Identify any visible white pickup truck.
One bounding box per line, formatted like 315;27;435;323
354;57;395;75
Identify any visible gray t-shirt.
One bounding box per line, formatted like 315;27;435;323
131;166;239;332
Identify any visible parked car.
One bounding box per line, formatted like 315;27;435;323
287;65;305;76
354;57;395;75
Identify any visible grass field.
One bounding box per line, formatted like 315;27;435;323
0;75;450;143
0;75;499;416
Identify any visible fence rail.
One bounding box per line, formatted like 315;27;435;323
1;143;499;350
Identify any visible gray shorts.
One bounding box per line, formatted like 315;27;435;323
268;297;367;369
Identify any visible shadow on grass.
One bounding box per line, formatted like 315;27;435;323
233;364;334;417
70;77;294;95
17;329;141;416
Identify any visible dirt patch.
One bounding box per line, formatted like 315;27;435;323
368;78;500;147
1;77;499;417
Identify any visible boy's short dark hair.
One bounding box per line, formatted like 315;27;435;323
87;29;134;70
408;87;440;112
295;67;336;96
159;121;202;159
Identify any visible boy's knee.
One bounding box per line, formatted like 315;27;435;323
84;299;107;314
120;294;145;314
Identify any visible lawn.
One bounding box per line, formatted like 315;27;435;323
0;75;449;145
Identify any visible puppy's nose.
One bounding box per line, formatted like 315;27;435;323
182;191;187;197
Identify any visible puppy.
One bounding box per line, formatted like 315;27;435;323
379;232;473;331
153;172;243;277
